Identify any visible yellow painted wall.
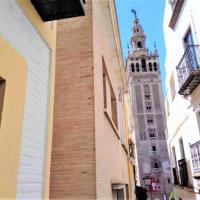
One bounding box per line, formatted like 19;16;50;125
17;0;57;48
0;37;27;199
17;1;57;199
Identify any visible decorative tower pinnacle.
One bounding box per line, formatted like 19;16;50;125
131;10;146;51
154;41;158;55
127;42;130;55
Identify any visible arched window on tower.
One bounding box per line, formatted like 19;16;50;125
152;146;156;152
131;63;135;72
147;117;153;125
134;27;139;33
141;58;147;72
149;62;152;71
136;63;140;72
154;162;159;169
137;41;142;48
154;62;157;71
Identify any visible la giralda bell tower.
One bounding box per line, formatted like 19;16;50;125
126;12;173;199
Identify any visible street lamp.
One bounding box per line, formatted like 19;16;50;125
143;175;152;200
143;174;152;190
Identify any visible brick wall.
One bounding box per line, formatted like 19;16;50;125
50;1;132;199
50;1;96;199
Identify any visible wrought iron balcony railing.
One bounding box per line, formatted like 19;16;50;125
176;45;200;95
190;141;200;175
152;168;161;173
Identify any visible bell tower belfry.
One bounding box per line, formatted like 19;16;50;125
131;10;146;51
126;11;173;199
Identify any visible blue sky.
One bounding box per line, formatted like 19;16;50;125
115;0;166;96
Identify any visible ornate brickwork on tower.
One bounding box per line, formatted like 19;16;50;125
126;13;173;199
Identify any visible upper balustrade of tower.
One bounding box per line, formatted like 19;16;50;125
126;11;160;81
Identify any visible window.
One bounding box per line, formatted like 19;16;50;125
141;58;147;72
0;78;6;126
147;118;153;125
144;85;150;100
131;63;135;72
183;28;198;69
136;63;140;72
103;58;118;129
112;184;127;200
137;41;142;48
153;62;157;71
145;101;152;111
152;145;156;152
172;147;179;184
149;62;152;71
154;162;159;168
184;28;194;48
145;94;150;100
134;27;139;33
150;133;155;138
146;106;151;111
168;177;171;184
170;73;176;100
148;128;156;139
157;185;162;191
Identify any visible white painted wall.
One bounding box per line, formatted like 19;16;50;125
0;1;51;199
164;0;200;195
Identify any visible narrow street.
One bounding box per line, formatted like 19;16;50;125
0;0;200;200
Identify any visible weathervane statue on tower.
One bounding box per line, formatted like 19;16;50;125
131;9;137;19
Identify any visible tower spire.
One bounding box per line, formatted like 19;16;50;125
131;11;146;51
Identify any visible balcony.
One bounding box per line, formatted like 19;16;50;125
176;45;200;95
169;0;184;29
152;168;161;173
190;141;200;179
149;137;157;141
31;0;85;22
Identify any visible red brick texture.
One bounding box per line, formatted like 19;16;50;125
50;1;96;199
50;0;134;199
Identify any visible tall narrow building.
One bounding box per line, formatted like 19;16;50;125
50;1;135;199
126;14;173;199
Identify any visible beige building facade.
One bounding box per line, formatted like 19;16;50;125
164;0;200;199
50;0;136;199
0;0;86;199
